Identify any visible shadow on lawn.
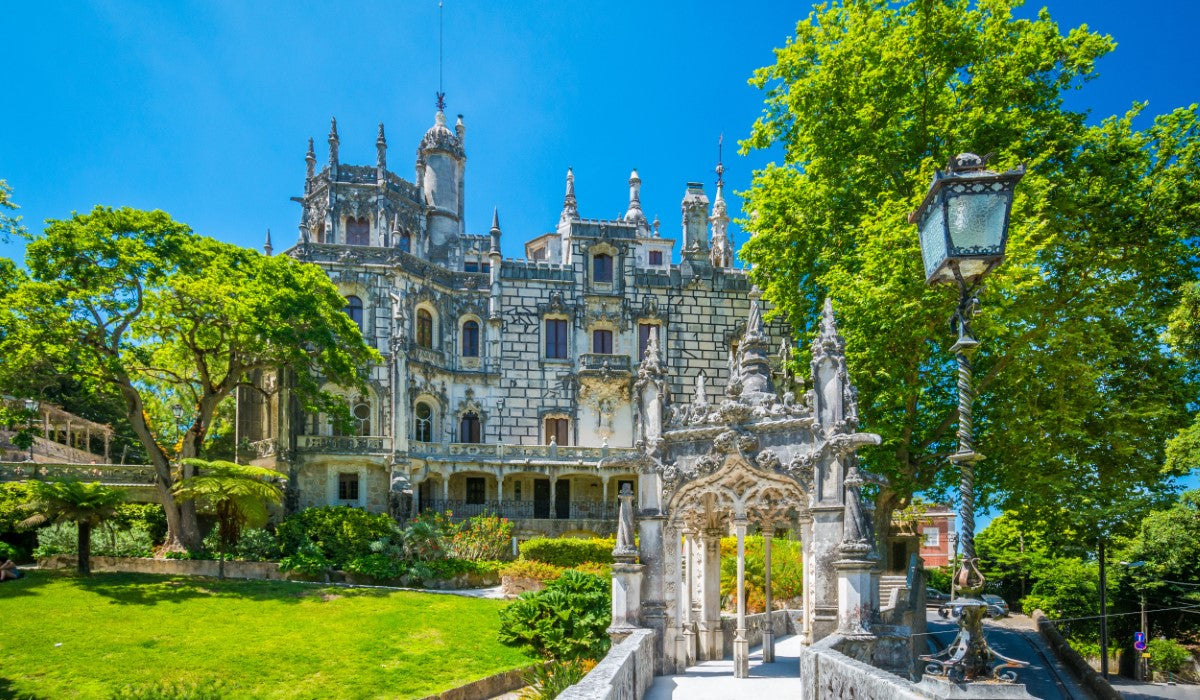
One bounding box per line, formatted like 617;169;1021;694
0;676;49;699
70;571;397;606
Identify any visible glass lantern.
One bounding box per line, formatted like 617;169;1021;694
910;153;1024;286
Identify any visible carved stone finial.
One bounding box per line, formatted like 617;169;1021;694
328;117;339;167
694;372;708;407
305;137;316;182
624;168;647;228
739;286;774;396
561;167;578;221
811;298;861;431
263;229;273;256
376;122;387;171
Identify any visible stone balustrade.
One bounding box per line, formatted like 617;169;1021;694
579;353;632;373
409;441;638;463
295;435;392;454
420;498;618;522
0;462;157;486
558;628;656;700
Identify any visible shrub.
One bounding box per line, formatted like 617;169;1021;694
719;535;803;613
34;522;155;558
498;569;611;661
202;527;280;561
0;541;17;560
443;511;514;561
346;553;408;581
519;659;596;700
276;506;397;570
1147;638;1191;675
109;503;168;545
501;559;565;582
570;561;611;578
519;537;614;568
278;541;335;577
926;566;955;593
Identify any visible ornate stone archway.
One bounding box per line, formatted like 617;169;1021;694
606;291;884;680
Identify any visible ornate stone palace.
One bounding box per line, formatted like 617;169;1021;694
240;108;793;536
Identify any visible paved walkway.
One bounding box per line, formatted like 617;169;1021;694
644;635;803;699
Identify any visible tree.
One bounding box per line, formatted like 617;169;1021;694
739;0;1199;545
0;207;381;550
173;458;283;579
19;479;125;574
0;179;24;243
1164;281;1200;475
1116;489;1200;640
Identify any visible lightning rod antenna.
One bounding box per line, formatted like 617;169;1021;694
715;133;725;189
436;1;446;111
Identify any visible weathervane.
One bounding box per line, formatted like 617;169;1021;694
715;133;726;189
436;0;446;112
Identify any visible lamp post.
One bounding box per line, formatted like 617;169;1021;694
23;398;40;465
912;153;1026;682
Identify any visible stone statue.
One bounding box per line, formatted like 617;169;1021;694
694;372;708;407
614;482;638;560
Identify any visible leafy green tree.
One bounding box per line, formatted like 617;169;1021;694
0;179;24;243
1116;489;1200;640
1147;638;1192;678
740;0;1199;545
1022;557;1106;641
173;459;283;579
19;479;125;574
1164;281;1200;475
976;513;1050;605
0;207;381;550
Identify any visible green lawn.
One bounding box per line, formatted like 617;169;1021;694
0;570;534;699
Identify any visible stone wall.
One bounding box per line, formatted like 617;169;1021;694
718;610;797;659
558;628;656;700
798;634;927;700
37;555;288;580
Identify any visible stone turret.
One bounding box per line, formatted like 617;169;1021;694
681;183;709;255
624;169;648;230
738;286;774;399
560;167;579;224
376;123;387;180
417;104;466;265
304;138;316;193
263;229;273;256
328;117;340;171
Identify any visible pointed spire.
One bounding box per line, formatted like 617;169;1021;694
489;207;502;255
624;169;647;228
491;207;500;232
455;113;465;142
561;167;579;221
328;117;339;167
376;123;387;171
641;325;663;376
263;229;273;256
710;136;732;267
305;137;316;182
652;214;661;238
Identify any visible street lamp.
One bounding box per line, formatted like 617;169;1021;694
913;153;1026;682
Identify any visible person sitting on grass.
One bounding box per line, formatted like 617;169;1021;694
0;559;22;581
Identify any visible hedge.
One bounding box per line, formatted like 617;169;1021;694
519;537;614;567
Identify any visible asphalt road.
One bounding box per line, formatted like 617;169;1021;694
925;611;1092;699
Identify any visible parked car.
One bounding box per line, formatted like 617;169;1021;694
983;594;1010;618
926;588;951;605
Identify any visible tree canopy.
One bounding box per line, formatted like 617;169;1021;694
20;479;125;575
739;0;1200;542
0;206;381;549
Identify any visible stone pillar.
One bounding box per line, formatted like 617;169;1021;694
441;474;450;504
496;473;504;507
763;525;775;663
662;524;683;675
549;475;558;519
698;529;723;661
809;505;843;641
733;518;750;679
682;528;697;666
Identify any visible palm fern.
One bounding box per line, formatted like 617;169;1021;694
173;459;283;579
20;479;126;575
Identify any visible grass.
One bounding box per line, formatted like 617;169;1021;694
0;570;534;699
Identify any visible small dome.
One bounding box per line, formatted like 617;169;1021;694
418;110;464;156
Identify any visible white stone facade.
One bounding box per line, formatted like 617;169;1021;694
243;109;790;537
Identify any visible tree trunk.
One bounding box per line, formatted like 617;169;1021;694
77;522;91;575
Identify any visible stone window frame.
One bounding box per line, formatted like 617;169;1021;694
542;411;571;446
647;249;665;267
589;243;619;288
345;216;371;246
344;295;364;331
922;526;940;548
415;303;438;349
543;313;570;360
319;386;376;437
588;319;618;356
329;465;368;508
458;412;482;443
459;315;482;358
413;397;440;443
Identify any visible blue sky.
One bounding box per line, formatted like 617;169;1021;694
2;0;1197;264
2;1;1198;515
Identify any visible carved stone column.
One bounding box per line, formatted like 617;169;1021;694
698;528;723;661
762;522;775;663
682;528;698;666
733;517;750;679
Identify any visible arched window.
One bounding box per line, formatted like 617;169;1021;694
417;309;433;348
461;320;480;357
351;398;371;436
346;216;370;246
459;412;481;443
313;222;325;243
415;402;433;442
593;253;613;283
399;232;412;253
344;295;364;330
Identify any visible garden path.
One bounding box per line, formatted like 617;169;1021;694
643;635;803;699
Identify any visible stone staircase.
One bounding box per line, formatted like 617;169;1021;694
879;574;909;610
